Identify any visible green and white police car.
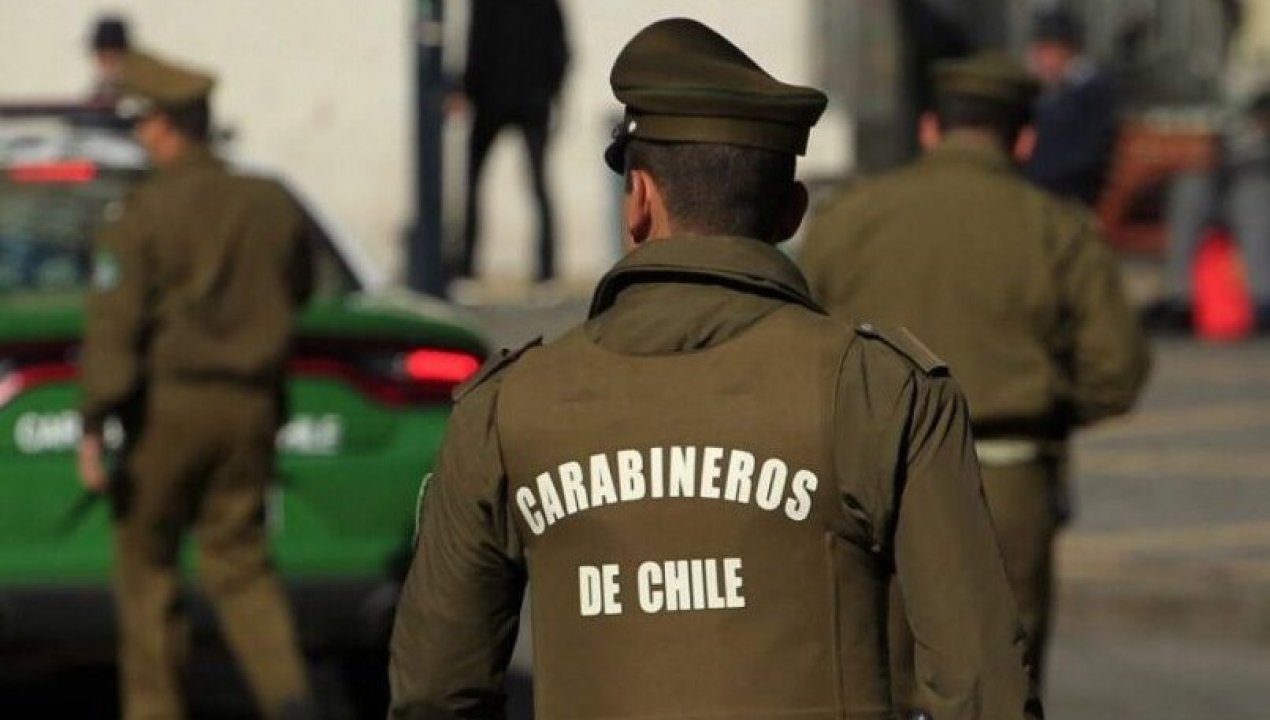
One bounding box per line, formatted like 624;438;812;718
0;108;487;691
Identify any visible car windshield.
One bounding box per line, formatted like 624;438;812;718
0;167;134;295
0;163;360;298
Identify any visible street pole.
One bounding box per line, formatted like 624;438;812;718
407;0;446;295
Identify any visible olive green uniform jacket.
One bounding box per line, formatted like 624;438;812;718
81;146;312;434
799;139;1150;438
389;236;1034;720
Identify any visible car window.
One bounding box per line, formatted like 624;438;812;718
0;168;134;294
301;207;361;298
0;165;361;298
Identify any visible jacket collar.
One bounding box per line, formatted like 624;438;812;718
589;235;821;318
153;143;221;177
923;136;1016;174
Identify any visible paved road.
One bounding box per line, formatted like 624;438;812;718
1047;621;1270;720
1056;337;1270;644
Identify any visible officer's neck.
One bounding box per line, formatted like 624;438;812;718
149;134;198;168
938;129;1009;154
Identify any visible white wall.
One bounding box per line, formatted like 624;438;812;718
0;0;844;286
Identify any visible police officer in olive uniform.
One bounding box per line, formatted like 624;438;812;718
800;53;1151;703
390;21;1035;720
76;51;315;720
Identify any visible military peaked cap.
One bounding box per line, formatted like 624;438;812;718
1032;8;1084;47
604;18;827;173
933;51;1040;110
116;50;215;118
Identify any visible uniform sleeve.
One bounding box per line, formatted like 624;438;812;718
892;374;1038;720
389;380;527;719
80;201;152;435
1059;219;1151;426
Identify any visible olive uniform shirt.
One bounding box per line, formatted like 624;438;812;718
800;139;1150;437
81;145;312;434
389;236;1033;720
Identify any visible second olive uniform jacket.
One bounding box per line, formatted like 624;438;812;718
81;146;312;434
800;139;1150;440
389;236;1034;720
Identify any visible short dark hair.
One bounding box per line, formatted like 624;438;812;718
934;93;1031;147
625;139;795;241
159;98;211;142
1032;8;1084;49
91;16;130;52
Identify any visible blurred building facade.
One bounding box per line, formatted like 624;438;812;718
0;0;849;287
6;1;1262;284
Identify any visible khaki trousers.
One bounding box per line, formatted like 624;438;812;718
889;456;1061;713
110;382;310;720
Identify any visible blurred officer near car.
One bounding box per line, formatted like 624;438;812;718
801;52;1151;704
390;19;1035;720
1024;8;1119;206
76;50;316;720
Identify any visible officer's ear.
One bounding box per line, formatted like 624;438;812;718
623;168;672;249
918;112;942;150
773;180;809;242
623;169;654;249
1013;125;1037;163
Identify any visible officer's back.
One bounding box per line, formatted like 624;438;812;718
129;158;309;384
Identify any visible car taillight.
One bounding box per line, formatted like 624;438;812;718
8;160;97;184
289;346;483;406
0;362;77;409
402;349;482;385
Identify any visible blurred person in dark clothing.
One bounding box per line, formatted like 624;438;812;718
455;0;570;286
87;15;131;104
1025;8;1118;206
1146;90;1270;334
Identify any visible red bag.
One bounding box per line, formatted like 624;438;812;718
1192;230;1253;341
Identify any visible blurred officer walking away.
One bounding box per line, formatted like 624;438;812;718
391;19;1036;720
455;0;569;285
801;53;1151;707
76;50;317;720
1024;8;1119;206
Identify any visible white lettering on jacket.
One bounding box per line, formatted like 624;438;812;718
517;446;818;535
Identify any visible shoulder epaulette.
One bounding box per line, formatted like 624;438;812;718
452;336;543;402
853;323;948;376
